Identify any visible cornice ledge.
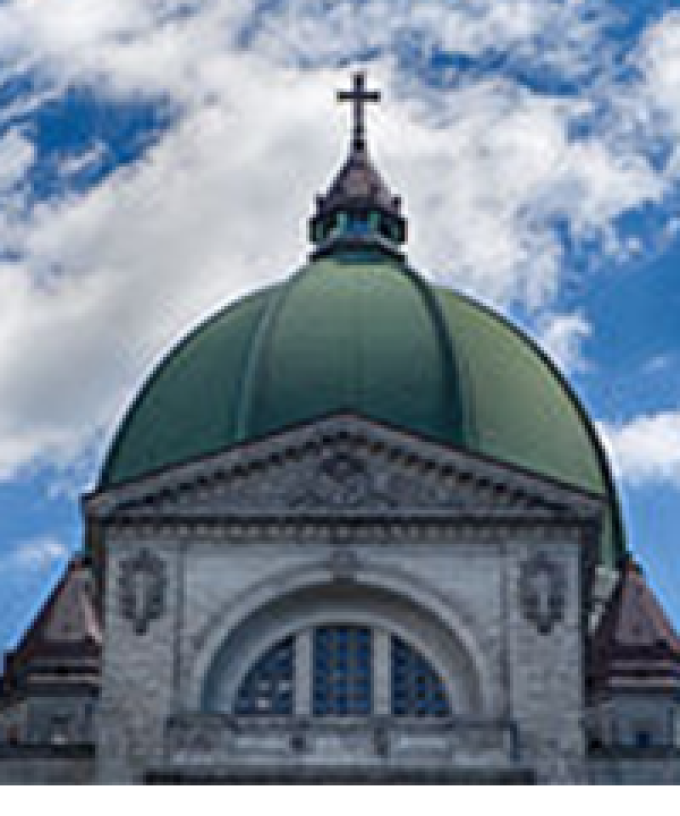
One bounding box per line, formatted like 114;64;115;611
86;415;604;526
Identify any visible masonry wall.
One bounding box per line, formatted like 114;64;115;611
96;516;585;783
0;746;95;784
96;536;178;783
0;698;27;745
588;695;678;750
505;534;585;783
25;694;97;745
588;755;680;784
182;530;507;714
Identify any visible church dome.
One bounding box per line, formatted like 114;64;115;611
100;73;625;568
100;247;624;566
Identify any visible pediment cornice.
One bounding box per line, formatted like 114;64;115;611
85;416;603;526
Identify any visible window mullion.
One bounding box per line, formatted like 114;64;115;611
294;629;313;717
374;628;391;717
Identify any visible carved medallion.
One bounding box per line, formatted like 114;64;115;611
519;553;566;635
290;447;388;509
320;452;371;505
119;549;166;635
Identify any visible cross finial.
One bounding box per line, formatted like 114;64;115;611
337;71;381;153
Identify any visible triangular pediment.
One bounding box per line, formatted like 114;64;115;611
85;416;603;525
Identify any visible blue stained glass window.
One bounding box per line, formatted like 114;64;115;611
391;636;450;718
234;636;294;717
313;625;372;717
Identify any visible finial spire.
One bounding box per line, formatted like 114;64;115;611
309;71;406;259
337;71;381;153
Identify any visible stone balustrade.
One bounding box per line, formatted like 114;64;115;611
162;712;522;772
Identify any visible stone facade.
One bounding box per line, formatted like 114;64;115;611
0;746;94;785
2;415;678;784
2;69;677;785
583;555;680;782
0;556;100;783
85;416;601;784
588;754;680;785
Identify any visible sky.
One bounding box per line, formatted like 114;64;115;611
0;0;679;655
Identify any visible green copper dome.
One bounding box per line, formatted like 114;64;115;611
100;72;625;567
101;248;624;566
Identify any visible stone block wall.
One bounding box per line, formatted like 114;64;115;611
505;533;585;783
0;745;95;784
587;695;678;751
96;517;586;783
588;754;680;784
97;535;178;783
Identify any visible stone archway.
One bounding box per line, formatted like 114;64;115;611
188;560;495;715
161;572;523;782
200;582;486;717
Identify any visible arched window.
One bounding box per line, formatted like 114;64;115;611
313;625;372;717
234;635;294;717
231;627;450;719
391;636;450;718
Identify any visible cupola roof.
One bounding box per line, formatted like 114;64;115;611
309;72;406;259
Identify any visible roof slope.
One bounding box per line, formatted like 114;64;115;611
589;557;680;696
1;557;101;696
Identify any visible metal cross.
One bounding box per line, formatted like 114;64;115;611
337;71;381;152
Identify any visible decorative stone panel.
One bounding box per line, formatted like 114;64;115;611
118;549;166;636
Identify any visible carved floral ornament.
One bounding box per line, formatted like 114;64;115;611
519;552;566;635
289;447;390;509
93;420;585;524
118;548;166;635
286;442;466;511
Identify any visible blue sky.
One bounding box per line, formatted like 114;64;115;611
0;0;679;654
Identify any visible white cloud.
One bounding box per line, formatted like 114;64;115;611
0;128;34;194
0;61;346;483
598;412;680;488
0;1;677;482
0;535;69;573
536;312;591;375
241;0;552;69
628;11;680;193
635;11;680;139
56;142;108;181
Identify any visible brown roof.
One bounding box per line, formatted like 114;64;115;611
1;555;101;696
589;556;680;696
317;147;402;217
